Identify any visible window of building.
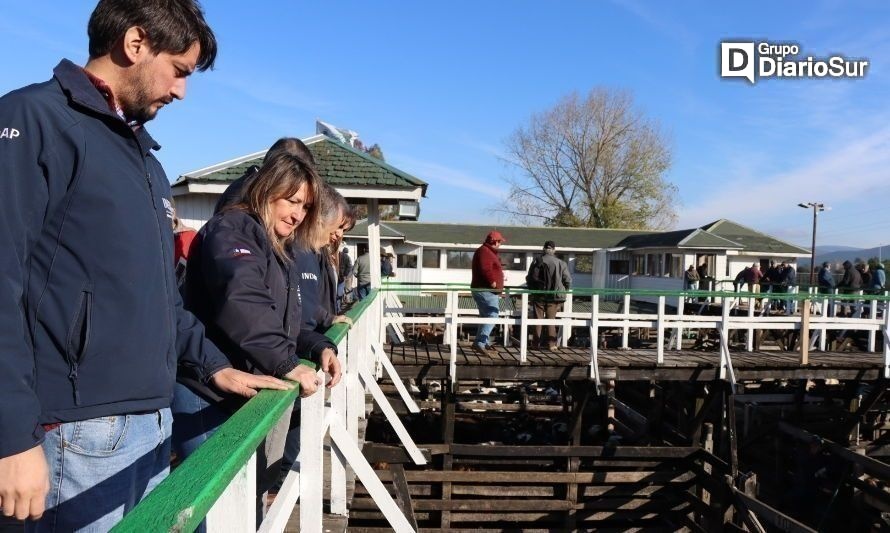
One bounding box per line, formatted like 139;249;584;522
575;254;593;273
422;249;440;269
632;254;645;275
609;260;630;275
646;253;663;276
446;250;473;269
500;252;526;271
397;254;417;269
665;253;683;278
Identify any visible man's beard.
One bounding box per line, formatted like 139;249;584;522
120;64;159;124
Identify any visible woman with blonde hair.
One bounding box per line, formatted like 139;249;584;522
173;152;342;522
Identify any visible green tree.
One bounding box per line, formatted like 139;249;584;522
500;88;677;229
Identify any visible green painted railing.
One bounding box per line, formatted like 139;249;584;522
112;290;379;532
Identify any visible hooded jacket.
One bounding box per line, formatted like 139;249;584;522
0;60;230;458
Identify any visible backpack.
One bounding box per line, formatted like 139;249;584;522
526;256;547;290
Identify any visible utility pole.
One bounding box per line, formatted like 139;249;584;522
798;202;827;286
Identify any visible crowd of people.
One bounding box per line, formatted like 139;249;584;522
0;1;358;529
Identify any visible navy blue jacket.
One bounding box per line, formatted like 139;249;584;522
0;60;231;458
293;247;336;330
180;211;335;404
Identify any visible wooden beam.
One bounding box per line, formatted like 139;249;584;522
731;488;816;533
389;464;419;531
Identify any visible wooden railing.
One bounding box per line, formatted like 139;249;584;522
379;283;890;390
113;289;424;533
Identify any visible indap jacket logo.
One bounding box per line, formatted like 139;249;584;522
0;127;20;139
720;41;869;84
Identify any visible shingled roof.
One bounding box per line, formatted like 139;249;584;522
348;221;650;250
701;219;809;254
346;220;808;256
173;135;427;196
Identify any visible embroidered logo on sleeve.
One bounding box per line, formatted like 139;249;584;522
232;248;253;257
0;127;21;139
162;197;174;220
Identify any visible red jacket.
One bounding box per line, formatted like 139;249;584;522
471;243;504;291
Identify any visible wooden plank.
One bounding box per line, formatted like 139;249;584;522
389;464;419;531
373;470;697;484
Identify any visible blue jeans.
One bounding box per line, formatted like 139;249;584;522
171;382;229;460
472;291;500;347
356;283;371;300
28;409;172;532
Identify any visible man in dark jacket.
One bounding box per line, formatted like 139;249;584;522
470;230;506;353
528;241;571;350
818;262;835;293
0;1;287;527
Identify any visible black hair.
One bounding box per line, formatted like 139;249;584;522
263;137;316;166
88;0;217;71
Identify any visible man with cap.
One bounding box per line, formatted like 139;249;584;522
528;241;571;350
470;230;506;354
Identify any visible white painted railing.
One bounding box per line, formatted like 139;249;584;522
115;289;423;533
380;285;890;391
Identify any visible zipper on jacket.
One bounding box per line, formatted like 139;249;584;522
142;167;177;367
66;288;92;406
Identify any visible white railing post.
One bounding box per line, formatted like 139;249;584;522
676;296;684;350
622;293;630;349
520;291;529;363
746;293;754;352
870;296;878;352
656;296;665;365
330;337;349;516
884;294;890;378
206;453;256;532
299;370;327;532
448;290;458;387
590;294;601;387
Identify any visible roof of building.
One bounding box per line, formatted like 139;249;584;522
173;135;427;195
345;219;809;256
700;219;809;255
616;228;742;250
349;221;650;249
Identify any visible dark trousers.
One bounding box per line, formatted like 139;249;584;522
532;300;563;348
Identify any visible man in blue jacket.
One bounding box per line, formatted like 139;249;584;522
0;1;290;528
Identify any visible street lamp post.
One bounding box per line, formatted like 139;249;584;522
798;202;827;286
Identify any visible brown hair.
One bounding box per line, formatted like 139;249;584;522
88;0;217;71
233;152;320;260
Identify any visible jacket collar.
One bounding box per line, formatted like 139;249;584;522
53;59;161;155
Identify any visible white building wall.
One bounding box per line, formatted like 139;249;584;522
172;193;217;230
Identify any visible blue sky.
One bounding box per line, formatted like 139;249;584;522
2;1;889;248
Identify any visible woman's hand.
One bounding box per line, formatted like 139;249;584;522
210;368;294;398
284;365;321;398
331;315;353;326
321;348;342;388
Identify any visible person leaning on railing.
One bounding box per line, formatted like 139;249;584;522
173;152;342;528
0;1;293;528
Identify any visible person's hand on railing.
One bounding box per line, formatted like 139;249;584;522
331;315;353;327
320;348;342;388
0;445;50;520
284;365;321;398
210;367;294;398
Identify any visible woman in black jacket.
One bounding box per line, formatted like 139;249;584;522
172;152;342;511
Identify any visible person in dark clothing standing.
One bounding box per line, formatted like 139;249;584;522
174;154;341;524
0;1;289;527
838;260;863;316
818;262;835;293
528;241;571;350
471;230;506;354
